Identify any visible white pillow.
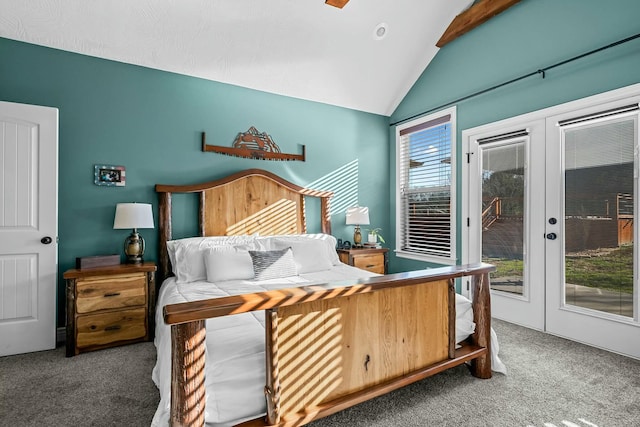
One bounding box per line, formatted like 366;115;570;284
166;235;257;283
257;233;341;266
271;238;333;273
204;246;255;283
249;248;298;280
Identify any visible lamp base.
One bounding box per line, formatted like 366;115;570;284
125;254;144;264
124;230;145;264
353;225;362;247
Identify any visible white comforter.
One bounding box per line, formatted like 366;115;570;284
151;264;505;426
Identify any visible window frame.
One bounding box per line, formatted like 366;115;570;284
395;106;457;265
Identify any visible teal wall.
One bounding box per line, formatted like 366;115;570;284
388;0;640;273
0;38;390;326
3;0;639;326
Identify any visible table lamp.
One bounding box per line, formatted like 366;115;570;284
345;206;370;247
113;203;154;264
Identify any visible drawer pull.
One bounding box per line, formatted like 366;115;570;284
105;325;122;331
366;265;375;268
104;292;121;297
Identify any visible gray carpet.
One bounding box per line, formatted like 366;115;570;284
1;319;639;427
0;342;158;426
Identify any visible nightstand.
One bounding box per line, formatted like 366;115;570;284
337;247;389;274
63;262;156;357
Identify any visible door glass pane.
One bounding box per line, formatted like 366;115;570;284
563;118;636;317
481;141;526;295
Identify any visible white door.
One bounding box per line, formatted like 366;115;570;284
466;120;546;330
545;102;640;359
464;90;640;359
0;101;58;356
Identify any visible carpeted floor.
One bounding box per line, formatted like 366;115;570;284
0;342;158;426
1;319;639;427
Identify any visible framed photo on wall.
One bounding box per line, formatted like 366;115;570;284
94;164;126;187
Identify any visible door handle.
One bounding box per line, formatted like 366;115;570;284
546;233;557;240
41;236;53;244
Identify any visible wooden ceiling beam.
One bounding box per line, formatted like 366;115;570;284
325;0;350;9
436;0;521;48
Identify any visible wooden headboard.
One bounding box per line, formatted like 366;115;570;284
155;169;333;282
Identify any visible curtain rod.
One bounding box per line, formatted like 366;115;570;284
390;32;640;127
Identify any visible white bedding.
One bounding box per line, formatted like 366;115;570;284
151;263;506;427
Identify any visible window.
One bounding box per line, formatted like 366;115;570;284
396;107;456;264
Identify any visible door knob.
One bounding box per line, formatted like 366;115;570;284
546;233;557;240
41;236;53;244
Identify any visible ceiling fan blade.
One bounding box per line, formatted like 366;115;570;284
325;0;350;9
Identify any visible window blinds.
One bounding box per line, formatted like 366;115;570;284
558;104;638;127
564;117;636;171
398;113;453;258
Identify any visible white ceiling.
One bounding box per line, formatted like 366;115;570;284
0;0;473;116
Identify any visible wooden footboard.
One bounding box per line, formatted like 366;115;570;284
163;263;494;427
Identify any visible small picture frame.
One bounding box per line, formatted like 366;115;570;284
94;164;126;187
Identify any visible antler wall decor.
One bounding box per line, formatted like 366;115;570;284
201;127;306;162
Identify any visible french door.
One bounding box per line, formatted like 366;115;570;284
544;102;639;358
466;120;546;331
464;89;640;359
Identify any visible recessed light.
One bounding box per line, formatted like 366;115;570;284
373;23;388;40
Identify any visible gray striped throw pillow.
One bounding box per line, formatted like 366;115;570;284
249;247;298;280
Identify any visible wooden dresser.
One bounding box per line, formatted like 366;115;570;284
63;263;156;357
337;247;388;274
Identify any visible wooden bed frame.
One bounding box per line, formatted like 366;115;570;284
155;169;495;427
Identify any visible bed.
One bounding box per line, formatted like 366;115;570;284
152;169;501;427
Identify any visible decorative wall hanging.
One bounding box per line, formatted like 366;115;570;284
201;127;305;162
94;164;126;187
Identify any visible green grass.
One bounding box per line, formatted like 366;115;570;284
484;245;634;294
484;258;523;278
565;245;633;293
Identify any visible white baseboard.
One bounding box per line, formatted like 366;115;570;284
57;327;65;344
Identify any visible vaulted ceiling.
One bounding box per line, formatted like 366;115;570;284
1;0;481;116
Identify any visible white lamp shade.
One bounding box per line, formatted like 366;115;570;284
345;206;370;225
113;203;155;229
